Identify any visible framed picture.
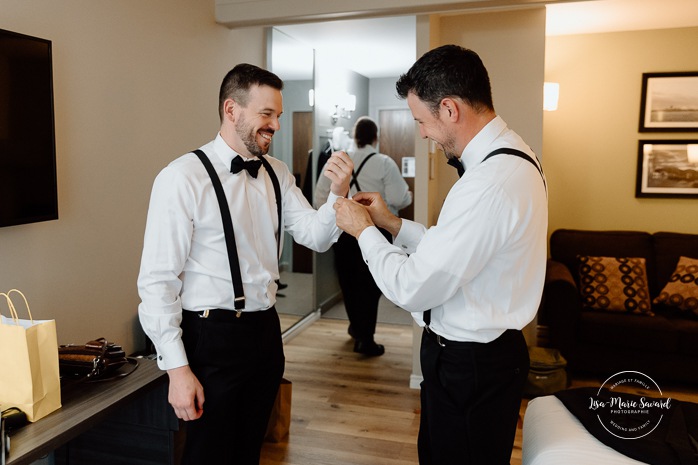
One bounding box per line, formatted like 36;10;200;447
639;72;698;132
636;140;698;198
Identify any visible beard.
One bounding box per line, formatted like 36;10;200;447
439;133;459;160
432;118;459;160
236;113;272;157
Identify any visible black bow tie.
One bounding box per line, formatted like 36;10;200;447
447;157;465;178
231;156;262;178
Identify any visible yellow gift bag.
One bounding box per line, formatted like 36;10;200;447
0;289;61;422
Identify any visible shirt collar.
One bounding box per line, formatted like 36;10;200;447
459;115;507;171
353;145;377;156
213;133;249;168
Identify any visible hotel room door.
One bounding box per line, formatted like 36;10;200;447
379;108;415;221
292;110;313;273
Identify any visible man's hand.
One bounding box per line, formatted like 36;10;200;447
323;151;354;197
352;192;402;237
167;365;204;421
334;197;375;238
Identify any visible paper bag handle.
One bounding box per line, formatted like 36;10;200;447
0;292;20;323
0;289;34;324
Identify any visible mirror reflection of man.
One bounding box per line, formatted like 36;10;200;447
138;63;353;464
315;117;412;356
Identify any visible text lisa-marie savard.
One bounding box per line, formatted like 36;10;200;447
589;396;672;413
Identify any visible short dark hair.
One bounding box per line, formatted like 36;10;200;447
353;117;378;148
396;45;493;115
219;63;284;121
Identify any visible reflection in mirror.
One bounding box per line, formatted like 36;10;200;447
268;27;316;334
269;19;417;339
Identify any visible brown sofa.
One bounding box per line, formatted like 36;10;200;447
538;229;698;385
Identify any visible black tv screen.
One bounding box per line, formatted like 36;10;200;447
0;28;58;227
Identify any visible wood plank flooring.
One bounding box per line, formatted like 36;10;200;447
263;318;420;465
265;317;698;465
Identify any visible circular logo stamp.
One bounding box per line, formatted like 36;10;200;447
589;371;671;439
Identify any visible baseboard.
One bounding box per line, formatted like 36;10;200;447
410;373;423;390
318;291;343;313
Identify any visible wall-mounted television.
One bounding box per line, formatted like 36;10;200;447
0;28;58;227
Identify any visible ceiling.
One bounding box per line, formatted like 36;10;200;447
275;16;416;80
545;0;698;35
274;0;698;80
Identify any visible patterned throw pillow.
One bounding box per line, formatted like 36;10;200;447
578;256;653;316
653;256;698;315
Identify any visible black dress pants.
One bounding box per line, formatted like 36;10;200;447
180;308;284;465
333;231;390;341
418;328;529;465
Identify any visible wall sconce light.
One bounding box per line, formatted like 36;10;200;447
330;93;356;125
688;144;698;164
330;105;340;125
308;89;314;107
543;82;560;111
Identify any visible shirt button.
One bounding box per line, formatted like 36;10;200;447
158;355;163;360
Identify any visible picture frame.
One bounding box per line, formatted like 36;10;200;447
635;140;698;198
639;72;698;132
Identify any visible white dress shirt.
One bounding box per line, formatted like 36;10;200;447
138;134;342;369
357;116;548;343
314;145;412;215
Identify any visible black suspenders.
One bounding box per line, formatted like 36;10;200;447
192;149;282;312
483;148;546;192
349;152;377;191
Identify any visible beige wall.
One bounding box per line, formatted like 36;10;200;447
545;26;698;236
0;0;265;354
426;8;546;226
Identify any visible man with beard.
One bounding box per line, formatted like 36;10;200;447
138;63;353;464
333;45;548;464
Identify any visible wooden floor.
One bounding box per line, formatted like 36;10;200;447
263;316;698;465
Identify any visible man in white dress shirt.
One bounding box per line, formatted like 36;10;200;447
315;117;412;356
138;64;353;464
334;45;548;464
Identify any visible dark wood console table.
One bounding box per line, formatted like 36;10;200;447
7;358;182;465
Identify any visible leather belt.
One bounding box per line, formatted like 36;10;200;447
183;307;275;321
424;325;486;348
424;326;518;349
425;325;469;348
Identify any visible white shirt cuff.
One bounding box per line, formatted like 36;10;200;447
155;338;188;370
357;226;387;262
393;219;423;254
327;190;341;205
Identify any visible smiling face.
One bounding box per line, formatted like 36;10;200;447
224;84;283;158
407;92;459;160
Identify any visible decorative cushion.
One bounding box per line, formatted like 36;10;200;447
653;256;698;315
578;256;653;315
